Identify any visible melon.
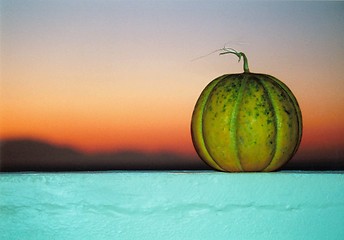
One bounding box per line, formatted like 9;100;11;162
191;48;302;172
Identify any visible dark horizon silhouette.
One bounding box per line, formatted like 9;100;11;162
0;138;211;172
0;138;343;172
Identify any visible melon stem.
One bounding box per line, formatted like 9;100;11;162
219;48;250;73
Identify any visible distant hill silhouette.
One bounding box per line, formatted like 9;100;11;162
285;144;344;171
0;139;211;172
0;139;343;172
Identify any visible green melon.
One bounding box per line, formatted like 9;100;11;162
191;49;302;172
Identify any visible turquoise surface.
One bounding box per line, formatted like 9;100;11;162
1;171;344;240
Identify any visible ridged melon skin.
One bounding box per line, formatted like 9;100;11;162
191;73;302;172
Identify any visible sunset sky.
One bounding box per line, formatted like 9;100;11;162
1;1;344;162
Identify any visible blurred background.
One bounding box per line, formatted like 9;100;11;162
1;0;343;171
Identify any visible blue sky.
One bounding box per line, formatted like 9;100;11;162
1;1;344;160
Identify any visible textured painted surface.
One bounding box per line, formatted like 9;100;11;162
1;171;344;240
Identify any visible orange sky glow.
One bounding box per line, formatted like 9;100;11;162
1;1;344;163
